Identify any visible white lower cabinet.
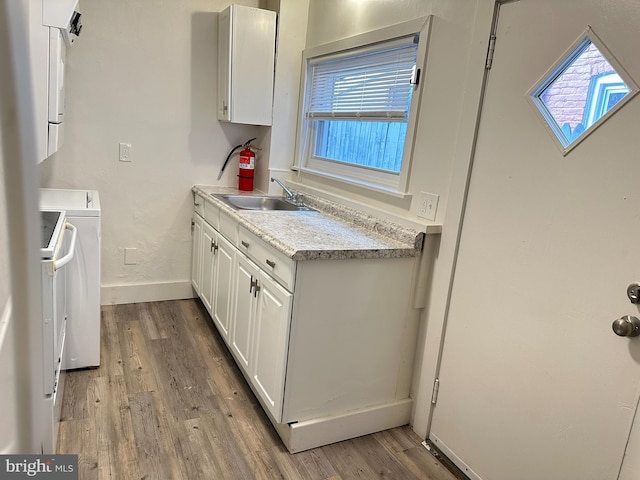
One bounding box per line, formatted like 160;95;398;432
192;196;235;343
195;215;293;422
199;221;235;329
192;200;420;452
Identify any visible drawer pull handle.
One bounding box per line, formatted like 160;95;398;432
241;240;250;249
265;259;276;268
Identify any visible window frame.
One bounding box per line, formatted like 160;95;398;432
527;27;639;156
294;16;432;197
584;72;629;127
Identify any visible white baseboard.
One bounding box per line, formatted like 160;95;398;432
274;398;413;453
101;281;196;305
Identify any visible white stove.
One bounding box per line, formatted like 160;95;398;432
39;209;77;453
38;188;101;454
40;188;101;370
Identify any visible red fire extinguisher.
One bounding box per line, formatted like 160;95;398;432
238;144;255;191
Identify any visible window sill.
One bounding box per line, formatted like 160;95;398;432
293;166;413;200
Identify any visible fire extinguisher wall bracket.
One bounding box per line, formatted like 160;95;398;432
238;146;256;191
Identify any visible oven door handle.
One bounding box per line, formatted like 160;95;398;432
53;223;77;271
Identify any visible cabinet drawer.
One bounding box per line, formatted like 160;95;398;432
203;200;219;229
193;194;205;216
238;226;295;291
219;211;238;244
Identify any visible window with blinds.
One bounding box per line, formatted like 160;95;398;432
306;38;418;121
297;23;426;193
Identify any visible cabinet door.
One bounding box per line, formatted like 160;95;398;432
251;272;293;423
217;7;231;121
200;221;216;313
231;253;258;370
212;233;234;343
217;5;275;125
190;214;203;294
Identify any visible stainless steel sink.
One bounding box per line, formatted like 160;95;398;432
212;194;316;212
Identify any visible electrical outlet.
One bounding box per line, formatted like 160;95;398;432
418;191;439;221
119;143;132;162
124;247;138;265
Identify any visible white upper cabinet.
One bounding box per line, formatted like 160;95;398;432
28;0;82;162
217;5;276;126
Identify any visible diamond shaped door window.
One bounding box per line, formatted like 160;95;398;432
528;28;639;155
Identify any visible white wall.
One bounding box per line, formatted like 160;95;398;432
39;0;270;304
266;0;310;191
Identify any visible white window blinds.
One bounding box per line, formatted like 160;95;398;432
306;36;419;121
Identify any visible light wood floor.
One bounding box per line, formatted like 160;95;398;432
57;299;459;480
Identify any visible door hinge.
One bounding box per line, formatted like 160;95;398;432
485;34;497;69
431;378;440;405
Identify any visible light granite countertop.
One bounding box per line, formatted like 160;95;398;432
192;185;426;261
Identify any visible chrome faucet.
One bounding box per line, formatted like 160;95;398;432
270;177;297;202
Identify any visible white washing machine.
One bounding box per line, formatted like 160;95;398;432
40;188;101;369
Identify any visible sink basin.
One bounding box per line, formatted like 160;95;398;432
213;194;316;212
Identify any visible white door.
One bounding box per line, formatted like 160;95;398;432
429;1;640;480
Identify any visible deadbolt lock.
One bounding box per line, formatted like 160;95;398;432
627;283;640;304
